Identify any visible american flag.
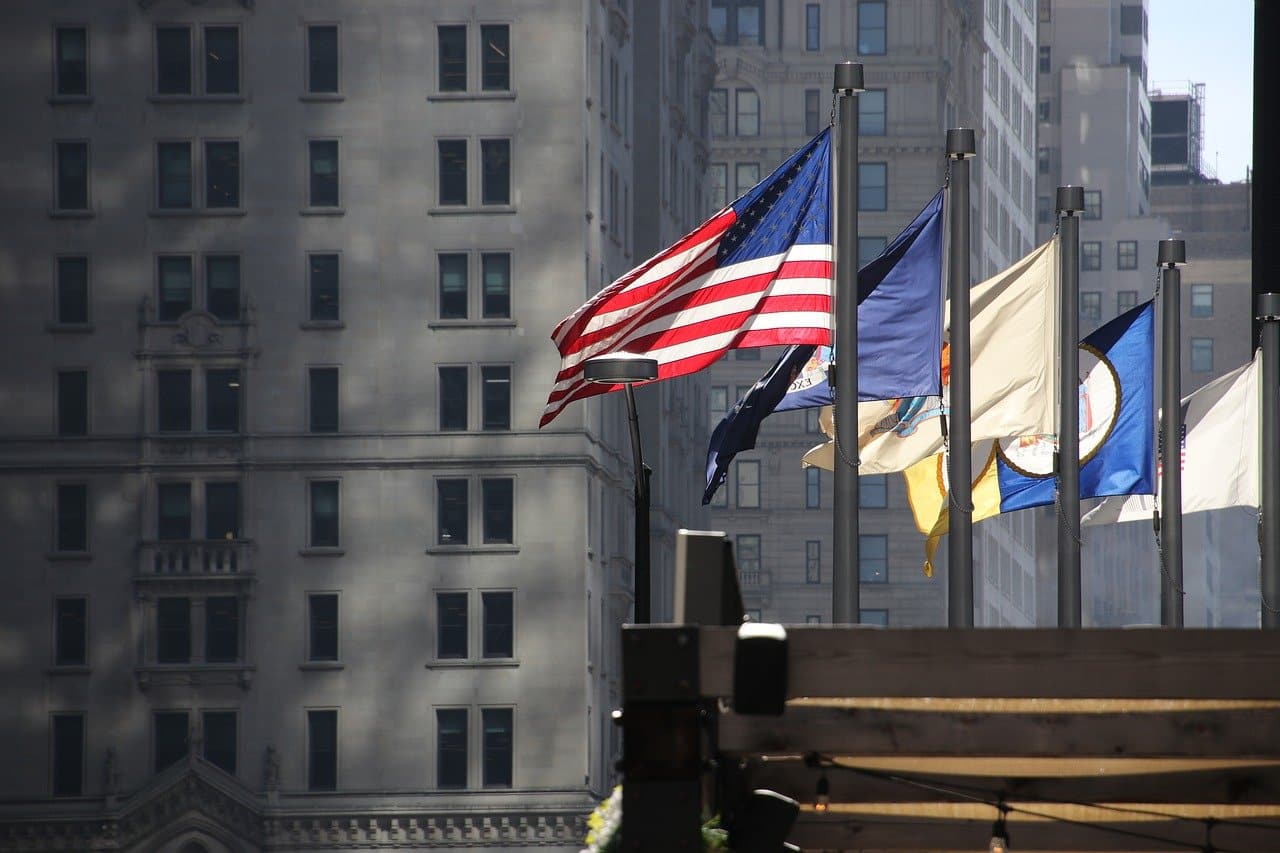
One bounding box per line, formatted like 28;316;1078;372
1156;422;1187;477
540;129;834;427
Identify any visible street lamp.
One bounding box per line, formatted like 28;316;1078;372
584;353;659;624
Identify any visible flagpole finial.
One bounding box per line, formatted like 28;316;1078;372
945;128;976;160
1056;185;1085;215
1158;238;1186;268
833;61;864;94
1257;293;1280;321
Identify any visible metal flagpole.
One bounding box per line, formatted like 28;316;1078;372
1056;186;1084;627
1259;293;1280;628
1157;240;1186;627
831;61;863;624
945;128;976;627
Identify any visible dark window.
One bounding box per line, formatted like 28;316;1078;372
56;142;88;210
308;25;339;93
735;89;759;136
56;484;87;552
307;710;337;790
157;370;192;432
309;593;339;661
439;366;468;431
481;139;510;205
858;162;887;211
55;27;88;96
437;591;468;659
710;0;764;45
1117;290;1139;315
858;236;887;268
154;711;189;772
158;256;193;320
205;481;240;540
438;140;467;205
205;596;239;663
157;483;191;541
481;366;511;431
436;708;467;788
805;467;821;509
482;591;513;658
309;254;340;321
482;478;514;544
1080;291;1102;324
1117;240;1138;271
202;711;237;775
55;598;87;666
481;24;510;90
859;534;888;583
481;252;511;318
860;608;889;626
735;459;760;507
57;256;89;324
709;88;727;136
439;254;467;319
805;540;821;583
1038;98;1051;123
1120;4;1143;35
1037;195;1051;224
206;369;241;433
1191;337;1213;372
861;473;887;507
156;597;191;663
1083;190;1102;220
860;89;887;136
482;708;513;787
206;255;240;320
805;4;821;50
1037;146;1051;175
438;25;466;92
204;141;239;208
309;481;340;547
308;140;339;207
437;479;468;545
156;27;191;94
203;26;239;94
1191;283;1214;318
736;534;760;573
1038;45;1050;74
804;88;821;136
1081;241;1101;271
57;370;88;437
857;1;886;55
51;714;84;796
309;367;339;433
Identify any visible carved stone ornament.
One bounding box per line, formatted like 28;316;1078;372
172;312;223;349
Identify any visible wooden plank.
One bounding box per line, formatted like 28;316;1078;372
698;627;1280;699
719;705;1280;758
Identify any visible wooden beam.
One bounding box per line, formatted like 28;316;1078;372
698;627;1280;699
719;705;1280;758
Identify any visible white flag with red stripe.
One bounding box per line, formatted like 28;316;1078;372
541;129;834;427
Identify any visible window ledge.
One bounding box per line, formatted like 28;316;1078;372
148;94;246;104
149;208;247;218
46;322;95;334
299;93;345;102
300;207;346;217
299;661;344;671
428;206;517;216
425;545;519;555
300;320;346;330
425;659;520;669
45;665;91;675
427;319;517;330
135;663;255;690
427;91;517;102
49;209;93;219
299;547;345;557
46;551;92;561
48;95;93;105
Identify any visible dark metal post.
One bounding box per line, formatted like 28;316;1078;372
1158;240;1187;627
1056;186;1084;627
624;383;651;624
1259;294;1280;628
946;128;976;627
832;60;863;624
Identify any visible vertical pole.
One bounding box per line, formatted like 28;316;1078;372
832;61;863;624
1158;240;1186;627
1056;186;1084;627
625;383;651;624
1258;294;1280;628
946;128;976;627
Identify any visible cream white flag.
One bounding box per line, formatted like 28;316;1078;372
1083;352;1260;525
804;238;1059;474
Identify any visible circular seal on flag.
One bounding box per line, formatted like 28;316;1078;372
996;342;1122;478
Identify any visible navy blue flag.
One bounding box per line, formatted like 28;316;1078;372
702;191;945;504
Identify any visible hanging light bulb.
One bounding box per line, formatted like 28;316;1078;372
814;774;830;813
989;808;1010;853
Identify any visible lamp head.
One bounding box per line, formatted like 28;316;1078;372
583;353;659;385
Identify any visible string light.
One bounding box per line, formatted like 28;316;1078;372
814;773;830;813
989;803;1010;853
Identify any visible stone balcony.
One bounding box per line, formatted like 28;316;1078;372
136;540;255;590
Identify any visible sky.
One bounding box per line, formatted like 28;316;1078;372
1146;0;1254;183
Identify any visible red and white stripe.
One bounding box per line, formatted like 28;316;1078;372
540;211;832;426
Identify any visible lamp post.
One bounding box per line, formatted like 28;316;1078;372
584;353;660;624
